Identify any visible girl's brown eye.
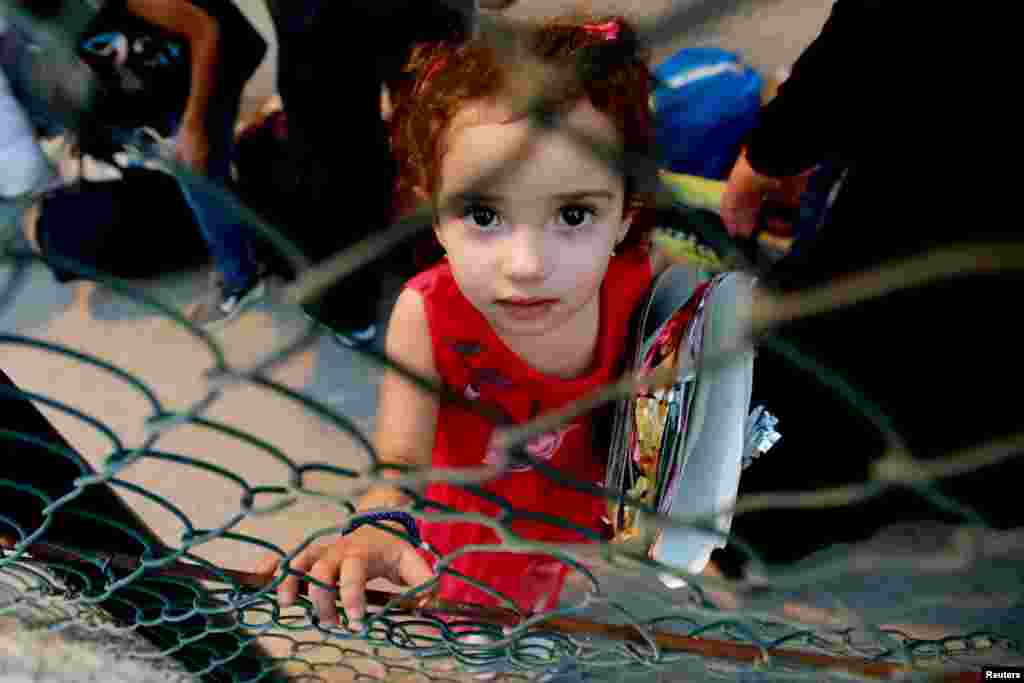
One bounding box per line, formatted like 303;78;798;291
462;205;501;230
558;205;595;229
563;207;586;225
474;208;496;225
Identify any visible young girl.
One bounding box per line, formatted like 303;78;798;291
263;14;682;629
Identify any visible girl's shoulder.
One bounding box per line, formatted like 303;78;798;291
403;258;475;341
400;261;487;389
386;286;437;375
405;257;453;297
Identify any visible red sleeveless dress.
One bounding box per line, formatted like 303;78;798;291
404;246;652;613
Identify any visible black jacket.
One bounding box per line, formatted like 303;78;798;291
746;0;1006;290
728;1;1022;565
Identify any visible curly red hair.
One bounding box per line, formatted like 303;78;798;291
389;13;658;255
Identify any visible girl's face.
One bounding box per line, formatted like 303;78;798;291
433;99;632;342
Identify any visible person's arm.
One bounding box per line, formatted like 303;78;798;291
722;0;882;237
124;0;220;171
360;287;440;509
258;288;439;628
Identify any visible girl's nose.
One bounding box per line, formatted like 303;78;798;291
501;228;549;282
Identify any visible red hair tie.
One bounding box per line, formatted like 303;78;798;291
581;20;621;41
416;55;449;96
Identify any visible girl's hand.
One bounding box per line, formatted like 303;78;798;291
255;525;434;630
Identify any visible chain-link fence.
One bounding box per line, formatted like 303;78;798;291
2;0;1023;681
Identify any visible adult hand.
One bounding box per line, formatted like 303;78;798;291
235;94;285;139
175;123;210;173
255;525;434;630
721;150;811;238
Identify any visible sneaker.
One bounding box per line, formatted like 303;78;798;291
333;324;377;349
187;278;267;329
300;311;378;349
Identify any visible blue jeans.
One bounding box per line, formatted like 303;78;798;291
174;97;260;297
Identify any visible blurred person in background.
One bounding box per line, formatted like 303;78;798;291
258;0;516;348
718;0;1021;571
5;0;267;324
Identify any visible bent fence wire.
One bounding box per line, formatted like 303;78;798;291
2;1;1023;681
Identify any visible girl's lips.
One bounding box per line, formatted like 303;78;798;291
496;298;559;321
499;298;558;305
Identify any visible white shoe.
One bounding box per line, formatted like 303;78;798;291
333;324;377;349
187;278;267;329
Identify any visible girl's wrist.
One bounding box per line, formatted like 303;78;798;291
357;485;411;513
345;510;425;549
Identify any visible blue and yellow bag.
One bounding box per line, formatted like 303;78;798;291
652;47;763;181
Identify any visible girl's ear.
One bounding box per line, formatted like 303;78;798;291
413;185;442;233
433;222;447;251
427;188;447;249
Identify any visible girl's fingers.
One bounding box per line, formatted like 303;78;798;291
278;545;323;606
254;552;281;577
309;550;346;627
337;553;370;631
395;546;434;592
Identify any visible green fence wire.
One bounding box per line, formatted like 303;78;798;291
2;1;1023;681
